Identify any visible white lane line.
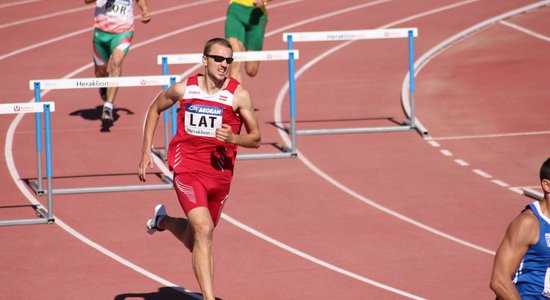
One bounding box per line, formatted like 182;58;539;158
427;140;440;147
7;0;427;298
0;0;40;9
473;169;492;179
440;149;453;156
501;20;550;42
455;159;469;166
429;130;550;141
0;6;89;30
222;214;427;300
492;179;510;188
0;0;218;61
272;0;497;257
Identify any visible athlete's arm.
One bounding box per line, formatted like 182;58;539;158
215;85;261;148
490;209;538;300
136;0;151;23
138;82;185;181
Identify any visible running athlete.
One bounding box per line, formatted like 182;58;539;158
491;157;550;299
85;0;151;128
138;38;261;300
224;0;272;83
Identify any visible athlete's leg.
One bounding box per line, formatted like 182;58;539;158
227;37;245;83
243;10;267;78
92;30;110;101
105;48;127;104
157;215;194;251
187;207;216;300
245;60;260;78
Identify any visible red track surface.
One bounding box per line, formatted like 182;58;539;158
1;0;549;299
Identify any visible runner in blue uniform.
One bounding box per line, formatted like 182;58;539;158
491;157;550;299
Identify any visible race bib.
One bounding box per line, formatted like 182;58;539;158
184;103;223;137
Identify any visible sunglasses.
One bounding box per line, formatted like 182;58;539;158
205;54;234;64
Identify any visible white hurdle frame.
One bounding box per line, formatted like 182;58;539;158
283;28;419;135
157;50;300;160
0;102;55;226
29;75;180;196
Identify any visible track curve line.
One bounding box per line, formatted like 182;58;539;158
273;0;498;255
400;0;550;138
7;0;397;296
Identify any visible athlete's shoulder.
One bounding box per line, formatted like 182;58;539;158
509;206;539;242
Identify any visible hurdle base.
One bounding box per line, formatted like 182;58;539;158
152;147;167;162
0;218;53;227
523;188;543;201
29;174;173;196
33;183;173;195
237;152;297;160
0;204;54;227
296;125;415;136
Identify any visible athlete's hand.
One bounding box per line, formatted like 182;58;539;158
253;0;265;7
138;152;154;182
215;124;235;144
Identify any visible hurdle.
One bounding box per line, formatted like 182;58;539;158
283;28;419;135
523;187;544;201
29;75;180;196
157;50;300;160
0;102;55;226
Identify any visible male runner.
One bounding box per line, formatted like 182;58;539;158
225;0;272;83
85;0;151;128
138;38;261;300
491;157;550;299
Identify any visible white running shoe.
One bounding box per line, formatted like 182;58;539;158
146;204;167;234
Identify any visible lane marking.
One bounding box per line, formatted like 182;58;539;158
6;1;428;298
492;179;510;188
440;149;452;156
0;0;40;9
455;159;469;166
0;0;219;61
428;130;550;141
473;169;492;179
222;214;426;300
501;20;550;42
0;6;89;30
273;0;497;258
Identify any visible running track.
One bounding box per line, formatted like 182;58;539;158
1;0;549;299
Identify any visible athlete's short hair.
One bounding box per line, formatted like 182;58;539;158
540;157;550;181
203;38;232;56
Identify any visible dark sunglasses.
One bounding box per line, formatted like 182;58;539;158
205;54;234;64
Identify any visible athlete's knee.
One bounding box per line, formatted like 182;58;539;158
193;222;214;243
245;62;260;77
227;37;244;51
110;51;126;72
94;66;108;78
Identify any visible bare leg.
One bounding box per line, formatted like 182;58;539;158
106;48;127;105
158;215;194;252
227;37;245;83
94;64;109;79
187;207;216;300
245;60;260;77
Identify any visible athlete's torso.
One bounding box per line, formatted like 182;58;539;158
167;74;242;177
93;0;135;33
514;201;550;299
